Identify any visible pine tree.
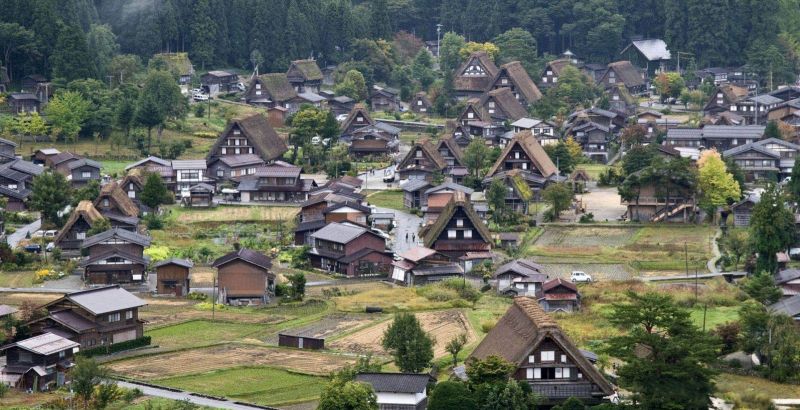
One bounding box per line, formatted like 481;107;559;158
369;0;392;39
190;0;217;68
51;24;96;83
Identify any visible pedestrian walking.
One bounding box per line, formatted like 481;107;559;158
405;232;409;241
412;233;416;242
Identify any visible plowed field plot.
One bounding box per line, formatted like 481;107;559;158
107;344;357;378
329;310;475;358
145;320;268;349
264;314;379;345
139;298;329;327
533;226;637;248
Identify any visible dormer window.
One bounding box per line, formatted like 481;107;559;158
233;129;240;135
467;112;474;119
456;218;464;227
515;152;520;159
547;70;553;75
416;150;422;158
501;78;508;84
256;84;261;90
488;101;495;108
464;229;472;238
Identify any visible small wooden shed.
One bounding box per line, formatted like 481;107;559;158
154;258;193;296
278;333;325;350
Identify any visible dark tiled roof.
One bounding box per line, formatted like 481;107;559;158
67;158;101;170
311;222;368;244
81;249;148;267
770;295;800;317
81;227;151;248
154;258;194;269
775;269;800;285
50;310;96;332
294;219;327;233
61;285;146;315
494;259;547;279
212;248;272;270
355;373;433;394
542;278;578;292
218;154;266;168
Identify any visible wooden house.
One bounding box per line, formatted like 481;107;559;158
700;125;765;152
608;84;637;117
623;166;696;222
722;137;798;183
422;191;492;260
402;179;432;209
730;194;759;227
0;333;79;391
620;39;671;77
769;295;800;322
172;159;209;192
278;333;325;350
120;174;145;205
340;104;374;138
0;186;30;212
422;182;474;223
355;373;435;409
774;269;800;299
511;118;558;146
53;201;105;253
370;86;401;112
80;228;151;285
7;93;40;115
243;73;299;112
435;136;467;181
330;96;356;117
397;139;447;182
491;61;542;107
349;139;391;158
32;148;61;166
207;154;265;181
154;258;193;296
201;70;238;95
184;183;214;207
309;222;391;277
539;278;580;313
266;105;288;128
390;246;462;286
0;137;16;162
597;61;646;95
703;84;749;117
236;163;316;203
454;51;499;100
286;59;323;93
494;259;548;296
322;201;371;226
207;114;288;168
0;159;42;192
29;286;145;348
411;92;432;114
124;156;171;173
213;248;274;305
469;298;614;404
21;74;47;92
483;131;560;210
480;87;528;123
94;181;140;219
540;59;573;89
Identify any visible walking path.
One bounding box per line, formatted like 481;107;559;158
116;380;277;410
6;218;41;248
707;227;722;273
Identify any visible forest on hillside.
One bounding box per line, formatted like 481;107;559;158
3;0;800;85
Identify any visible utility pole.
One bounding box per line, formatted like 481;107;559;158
684;242;688;277
212;272;217;321
436;23;443;65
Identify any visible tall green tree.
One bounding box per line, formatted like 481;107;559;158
317;379;378;410
788;157;800;206
335;69;368;101
741;271;783;305
463;139;491;178
487;178;507;223
606;291;718;409
428;381;476;410
87;24;119;80
697;149;741;216
739;301;800;382
542;183;574;220
51;24;95;83
750;183;795;273
29;171;71;226
71;357;109;405
140;172;171;209
493;28;538;73
439;32;466;73
190;0;217;68
411;49;436;89
44;91;91;143
369;0;392;39
381;313;434;373
0;23;37;80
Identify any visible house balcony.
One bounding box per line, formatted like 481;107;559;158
526;381;602;400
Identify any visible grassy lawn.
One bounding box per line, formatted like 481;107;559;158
366;190;404;211
331;283;456;312
0;270;36;287
575;163;610;180
146;320;267;349
524;225;715;272
100;160;131;177
155;366;326;407
716;372;800;399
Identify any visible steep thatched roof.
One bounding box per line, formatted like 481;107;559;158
454;51;499;92
210;114;288;162
603;61;645;88
423;191;492;248
341;104;374;134
288;59;323;81
53;201;104;245
469;297;614;396
436;136;465;164
398;139;447;171
487;131;557;178
497;61;542;103
94;181;140;218
257;73;297;102
481;88;528;121
153;52;193;76
544;59;573;76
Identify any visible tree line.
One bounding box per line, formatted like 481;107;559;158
2;0;800;85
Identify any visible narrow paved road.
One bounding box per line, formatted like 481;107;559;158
116;381;274;410
707;227;722;273
6;218;41;248
375;206;422;255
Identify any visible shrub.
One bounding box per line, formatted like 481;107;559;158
144;213;164;230
79;336;151;357
32;268;59;284
440;278;481;303
450;299;471;308
579;213;595;223
275;283;290;297
194;104;205;117
186;292;207;301
481;320;496;333
418;287;459;302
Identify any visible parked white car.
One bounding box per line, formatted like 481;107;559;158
193;93;209;101
570;271;593;283
336;114;348;122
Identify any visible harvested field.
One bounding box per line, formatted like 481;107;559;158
0;292;61;306
139;298;329;328
265;314;379;345
146;320;268;349
533;226;637;248
540;263;632;281
189;267;215;287
107;344;357;378
329;310;476;358
173;205;298;223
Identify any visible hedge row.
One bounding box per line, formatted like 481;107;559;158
78;336;152;357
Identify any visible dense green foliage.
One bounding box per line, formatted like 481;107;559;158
749;183;795;273
2;0;798;84
381;312;435;373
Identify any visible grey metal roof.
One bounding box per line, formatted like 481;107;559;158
401;179;431;192
0;185;31;200
511;118;544;128
9;93;37;100
125;156;171;171
81;228;152;248
625;39;671;61
50;310;96;332
9;159;43;176
749;94;783;105
770;295;800;317
253;164;301;178
412;264;464;276
218;154;265;167
775;269;800;285
722;143;779;158
171;159;207;170
355;373;433;394
297;92;326;103
702;125;765;140
67;158;101;170
0;304;17;317
0;137;17;147
66;285;146;315
373;121;402;135
36;148;60;155
153;258;194;269
212;248;272;270
424;182;474;196
666;128;703;140
310;222;367;244
332;95;354;103
13;332;79;355
494;259;548;280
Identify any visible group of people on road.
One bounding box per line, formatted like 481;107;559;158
404;232;416;242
